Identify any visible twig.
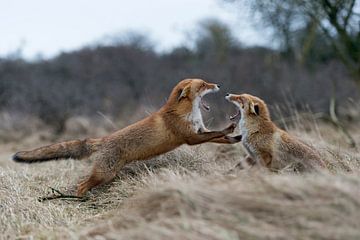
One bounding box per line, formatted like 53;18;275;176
38;187;89;202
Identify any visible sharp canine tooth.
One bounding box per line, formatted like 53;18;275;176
201;99;210;111
229;109;240;120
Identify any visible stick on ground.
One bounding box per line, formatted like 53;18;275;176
38;187;89;202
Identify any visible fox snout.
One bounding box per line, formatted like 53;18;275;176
226;94;245;103
225;93;237;102
207;83;220;91
201;83;220;96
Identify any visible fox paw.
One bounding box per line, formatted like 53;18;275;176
225;135;242;143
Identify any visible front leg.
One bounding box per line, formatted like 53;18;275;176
232;153;272;172
186;123;236;145
259;152;272;168
236;155;256;169
210;135;242;144
227;155;256;174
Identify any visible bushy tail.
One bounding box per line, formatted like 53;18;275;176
13;138;100;163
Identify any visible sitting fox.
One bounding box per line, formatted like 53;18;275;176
13;79;240;196
225;93;325;171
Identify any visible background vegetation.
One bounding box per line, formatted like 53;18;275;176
0;1;359;137
0;0;359;239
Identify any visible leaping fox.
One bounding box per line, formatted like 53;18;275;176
13;79;239;196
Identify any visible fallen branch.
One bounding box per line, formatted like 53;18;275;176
38;187;88;202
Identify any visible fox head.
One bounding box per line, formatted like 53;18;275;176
225;93;271;121
168;79;220;112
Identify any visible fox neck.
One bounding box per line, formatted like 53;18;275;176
187;96;206;133
239;110;275;137
239;110;260;135
161;96;206;133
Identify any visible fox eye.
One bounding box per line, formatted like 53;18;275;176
201;83;206;87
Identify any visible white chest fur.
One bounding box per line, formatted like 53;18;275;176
187;96;206;133
239;115;246;136
238;115;257;158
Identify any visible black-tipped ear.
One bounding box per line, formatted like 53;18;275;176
250;102;260;115
177;85;191;102
254;105;260;115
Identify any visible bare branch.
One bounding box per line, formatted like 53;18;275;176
38;187;89;202
343;0;356;28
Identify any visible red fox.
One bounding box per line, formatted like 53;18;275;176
225;93;325;171
13;79;239;196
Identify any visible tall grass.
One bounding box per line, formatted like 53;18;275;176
0;112;359;239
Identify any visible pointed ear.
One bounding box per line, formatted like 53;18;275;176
250;101;260;115
177;85;191;102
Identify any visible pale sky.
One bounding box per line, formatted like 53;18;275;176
0;0;268;59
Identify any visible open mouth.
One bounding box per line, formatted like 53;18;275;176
201;98;210;111
230;109;241;120
200;88;218;112
226;95;241;121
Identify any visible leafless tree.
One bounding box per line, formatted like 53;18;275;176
227;0;360;89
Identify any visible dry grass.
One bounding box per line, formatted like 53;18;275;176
0;115;360;239
83;170;360;240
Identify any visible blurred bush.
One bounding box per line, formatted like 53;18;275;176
0;20;358;134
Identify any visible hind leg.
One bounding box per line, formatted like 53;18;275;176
77;158;125;197
76;171;114;197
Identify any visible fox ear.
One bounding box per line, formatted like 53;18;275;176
250;101;260;115
177;85;191;102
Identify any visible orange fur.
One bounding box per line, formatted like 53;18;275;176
226;93;326;172
13;79;238;196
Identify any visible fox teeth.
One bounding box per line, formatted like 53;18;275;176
230;110;240;120
201;99;210;111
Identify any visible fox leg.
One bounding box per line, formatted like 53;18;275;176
186;123;236;145
234;155;256;169
186;131;226;145
77;158;125;197
210;135;242;144
259;152;272;168
77;171;114;197
233;153;271;171
227;155;255;173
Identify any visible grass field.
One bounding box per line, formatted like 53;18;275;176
0;114;359;239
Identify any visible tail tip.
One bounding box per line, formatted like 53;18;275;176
12;152;26;163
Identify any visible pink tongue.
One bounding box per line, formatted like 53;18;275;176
201;99;210;111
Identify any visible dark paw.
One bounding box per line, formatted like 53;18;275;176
235;162;244;169
226;162;244;174
233;135;242;141
224;135;242;143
